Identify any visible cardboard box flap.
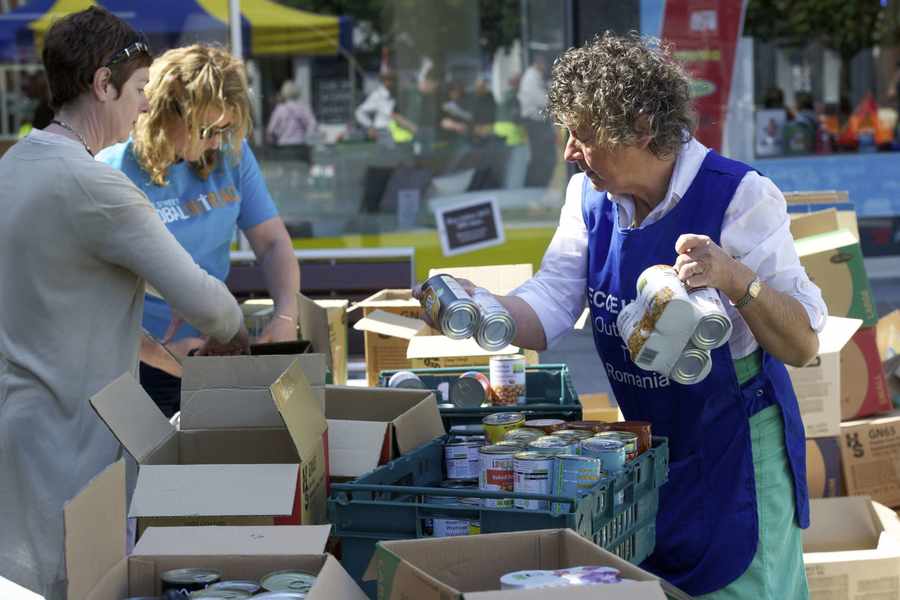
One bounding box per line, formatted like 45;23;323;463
427;264;533;295
129;464;298;518
803;496;881;552
327;419;389;476
349;289;420;312
465;581;667;599
298;292;334;371
794;228;859;256
132;525;331;556
407;336;519;359
790;209;840;241
784;190;850;205
353;310;429;340
64;460;126;600
90;373;174;463
307;554;369;600
392;392;445;454
270;358;328;462
818;316;863;355
182;354;327;391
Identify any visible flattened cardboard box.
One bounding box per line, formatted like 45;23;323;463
324;385;445;478
807;437;845;498
792;210;877;326
841;327;891;421
840;412;900;508
364;529;679;599
353;264;538;383
803;496;900;600
90;356;329;534
62;460;366;600
786;316;861;438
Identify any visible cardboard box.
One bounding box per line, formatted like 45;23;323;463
364;529;676;599
876;310;900;407
786;316;861;438
785;191;860;239
90;356;329;533
63;460;366;600
352;265;537;384
807;437;845;498
840;411;900;507
324;385;445;478
803;496;900;599
841;327;892;421
243;294;350;385
791;211;877;326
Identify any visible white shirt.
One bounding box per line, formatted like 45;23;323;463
513;138;828;359
517;65;547;120
355;84;395;129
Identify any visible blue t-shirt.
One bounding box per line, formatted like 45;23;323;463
97;139;278;340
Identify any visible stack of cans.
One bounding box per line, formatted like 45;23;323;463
500;566;626;590
155;569;315;599
419;275;517;351
617;264;732;384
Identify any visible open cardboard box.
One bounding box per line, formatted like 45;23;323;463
790;209;877;327
803;496;900;598
63;460;366;600
786;316;861;438
841;326;891;421
324;385;445;478
352;265;538;384
363;529;686;599
785;192;860;239
90;356;329;535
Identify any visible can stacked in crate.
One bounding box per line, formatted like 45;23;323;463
479;444;517;508
444;435;484;481
513;451;555;510
423;481;480;537
482;412;525;443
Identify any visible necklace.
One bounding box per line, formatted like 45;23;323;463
50;119;93;156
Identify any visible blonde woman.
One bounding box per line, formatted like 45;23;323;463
98;45;300;416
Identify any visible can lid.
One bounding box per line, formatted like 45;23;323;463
478;316;515;351
480;443;520;454
444;304;478;338
449;424;485;435
671;348;711;383
161;568;222;585
209;581;261;594
190;590;252;599
260;570;316;593
450;377;487;408
482;412;525;425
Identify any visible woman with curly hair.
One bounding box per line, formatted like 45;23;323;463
98;44;300;417
462;33;826;598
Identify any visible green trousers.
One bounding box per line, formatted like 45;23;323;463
697;405;809;600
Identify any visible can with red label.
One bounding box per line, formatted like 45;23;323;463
450;371;494;407
479;444;517;508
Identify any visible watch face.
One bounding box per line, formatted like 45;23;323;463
749;278;762;298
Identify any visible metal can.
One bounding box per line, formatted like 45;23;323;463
513;451;555;510
596;431;638;461
689;287;733;350
190;590;251;599
479;444;517;507
472;288;517;351
482;412;525;444
564;421;609;433
527;436;577;456
551;429;594;443
444;435;483;480
450;371;493;407
523;418;566;434
552;454;604;512
449;424;485;437
161;569;222;594
420;274;479;339
635;265;698;336
423;480;480;537
616;299;653;363
489;354;527;406
580;437;626;473
253;594;308;600
670;346;713;384
500;570;569;590
494;440;527;450
208;581;261;595
387;370;426;389
607;421;652;455
504;427;544;445
260;571;316;594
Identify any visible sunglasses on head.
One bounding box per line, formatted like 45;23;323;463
105;39;150;68
172;103;235;140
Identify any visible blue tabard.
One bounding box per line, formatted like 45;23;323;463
581;150;809;595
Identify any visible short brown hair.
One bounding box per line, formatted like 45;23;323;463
42;6;153;110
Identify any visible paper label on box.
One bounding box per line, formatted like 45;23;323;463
841;417;900;507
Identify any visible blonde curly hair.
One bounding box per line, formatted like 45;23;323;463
547;32;695;160
133;44;252;185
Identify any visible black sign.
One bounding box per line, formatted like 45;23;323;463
314;77;354;124
437;199;502;255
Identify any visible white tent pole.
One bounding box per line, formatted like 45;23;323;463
229;0;242;58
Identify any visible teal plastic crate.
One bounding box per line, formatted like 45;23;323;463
329;435;668;597
378;364;581;428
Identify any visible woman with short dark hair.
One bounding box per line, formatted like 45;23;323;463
0;8;248;597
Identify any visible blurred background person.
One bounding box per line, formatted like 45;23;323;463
266;79;317;147
518;53;556;186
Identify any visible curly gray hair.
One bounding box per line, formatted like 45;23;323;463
547;32;696;160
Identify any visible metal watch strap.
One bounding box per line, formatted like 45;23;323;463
734;276;760;309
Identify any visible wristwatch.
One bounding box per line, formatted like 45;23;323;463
734;276;762;309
